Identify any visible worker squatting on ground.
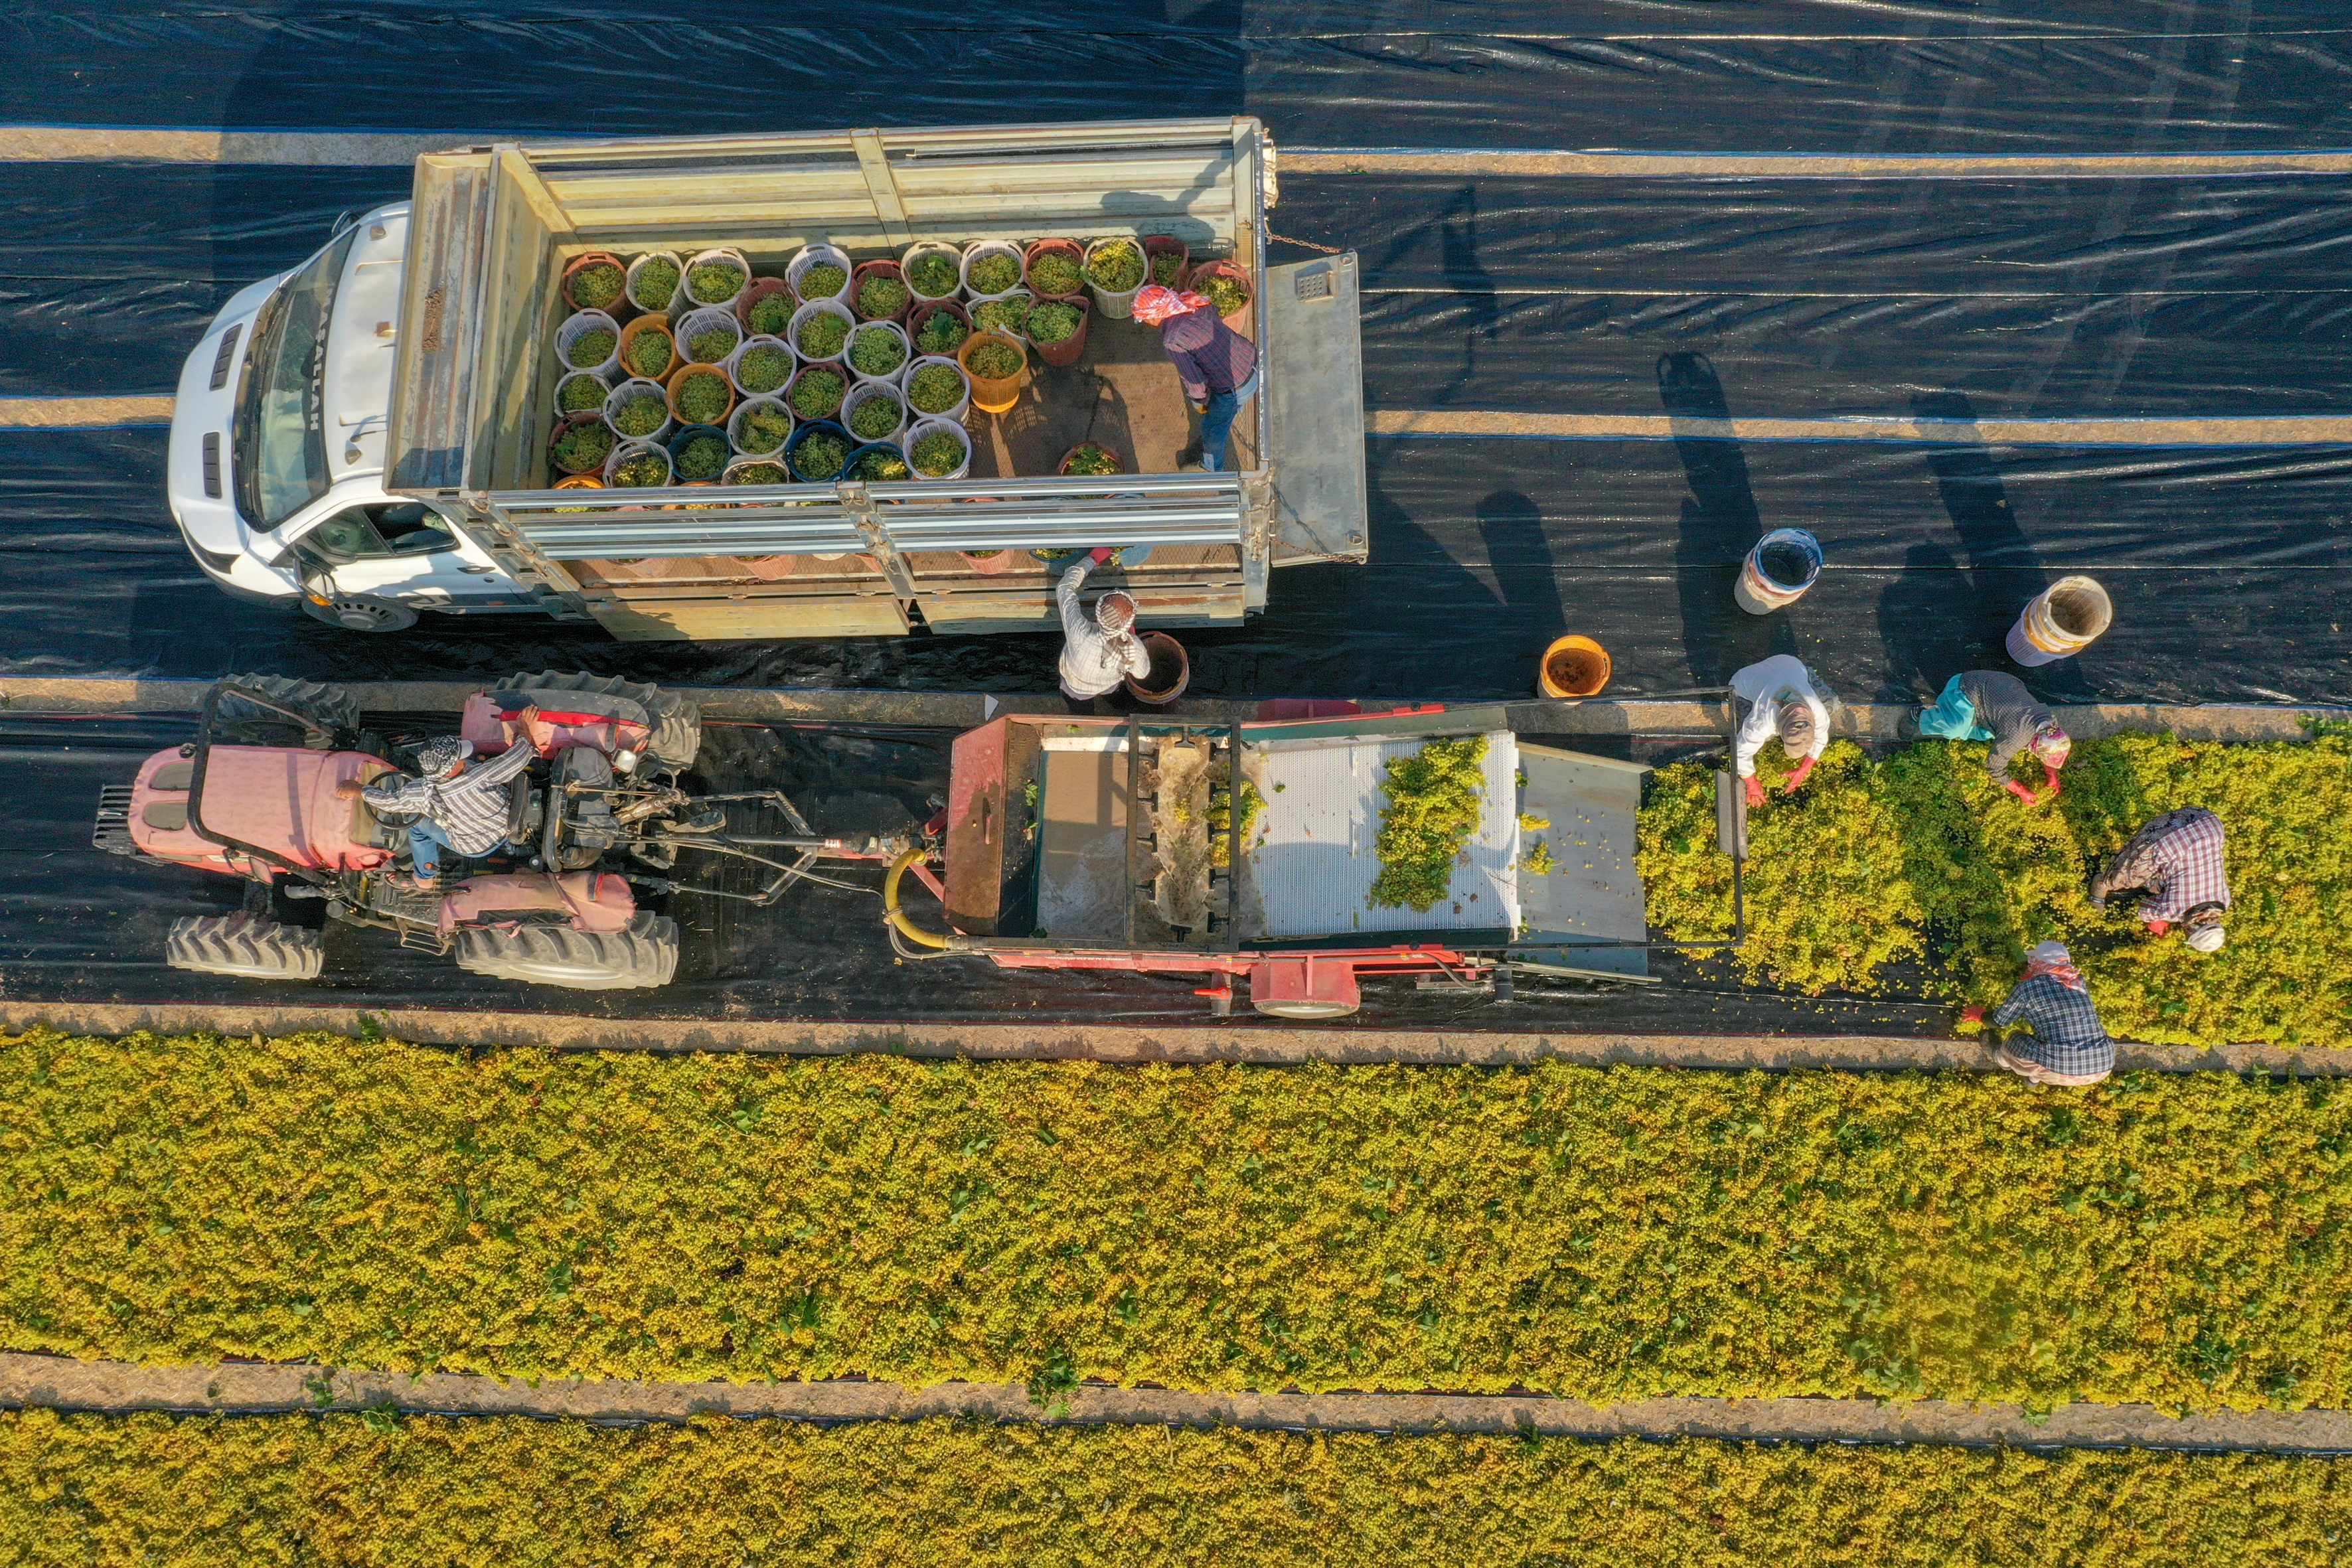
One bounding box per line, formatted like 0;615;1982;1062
1913;668;2072;805
1727;654;1836;808
1133;283;1261;473
333;735;535;891
2090;807;2232;953
1962;941;2115;1086
1058;548;1150;714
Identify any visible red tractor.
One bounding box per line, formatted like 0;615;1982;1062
92;673;912;991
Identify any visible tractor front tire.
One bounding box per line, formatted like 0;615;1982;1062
165;913;325;980
218;675;362;746
499;670;700;769
452;912;679;990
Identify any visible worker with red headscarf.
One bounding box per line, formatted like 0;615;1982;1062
1133;283;1260;473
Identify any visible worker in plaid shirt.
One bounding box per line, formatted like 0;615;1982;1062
2089;807;2231;953
1964;941;2113;1086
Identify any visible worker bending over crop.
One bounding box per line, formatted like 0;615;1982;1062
334;736;534;891
1058;546;1150;714
2090;807;2231;953
1727;654;1835;808
1962;941;2113;1086
1913;668;2071;805
1134;284;1259;473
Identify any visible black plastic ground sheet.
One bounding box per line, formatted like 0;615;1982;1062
0;714;1946;1031
0;2;2346;1019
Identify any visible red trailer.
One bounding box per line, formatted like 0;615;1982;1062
888;701;1726;1018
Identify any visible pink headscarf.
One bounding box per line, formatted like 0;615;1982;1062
2022;940;2086;992
1133;284;1212;325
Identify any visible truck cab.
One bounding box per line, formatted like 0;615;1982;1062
165;204;536;631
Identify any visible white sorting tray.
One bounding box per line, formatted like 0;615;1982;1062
1242;730;1520;941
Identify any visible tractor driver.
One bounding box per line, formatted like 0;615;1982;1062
334;735;534;890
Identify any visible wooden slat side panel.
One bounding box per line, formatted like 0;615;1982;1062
386;153;493;495
466;164;561;493
917;580;1244;635
582;595;912;641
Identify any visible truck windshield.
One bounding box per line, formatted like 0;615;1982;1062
232;228;358;531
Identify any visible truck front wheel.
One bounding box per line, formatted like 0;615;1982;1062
301;593;418;633
165;913;325;980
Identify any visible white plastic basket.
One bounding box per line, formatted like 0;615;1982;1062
726;394;796;457
555;310;623;376
722;453;795;486
787;298;856;366
845;319;913;386
840;380;909;447
786;244;854;303
624;251;684;315
552;368;613;422
1083;236;1149;319
724;333;797;398
675;306;743;366
601;377;676;446
904;416;973;481
678;247;751;311
960;240;1027;303
900;354;973;424
601;437;674;488
900;240;966;303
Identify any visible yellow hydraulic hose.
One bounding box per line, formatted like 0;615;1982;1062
883;844;953;949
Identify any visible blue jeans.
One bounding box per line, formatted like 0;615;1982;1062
1198;366;1262;473
408;819;503;881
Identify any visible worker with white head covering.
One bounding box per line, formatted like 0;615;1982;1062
1056;546;1150;714
2089;807;2231;953
1726;654;1837;808
1963;940;2114;1086
1913;668;2072;805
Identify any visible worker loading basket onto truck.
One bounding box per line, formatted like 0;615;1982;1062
1057;546;1150;714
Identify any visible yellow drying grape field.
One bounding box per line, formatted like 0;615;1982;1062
3;1410;2344;1567
1638;730;2352;1046
5;1030;2348;1410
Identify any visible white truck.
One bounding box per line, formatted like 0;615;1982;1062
163;118;1366;640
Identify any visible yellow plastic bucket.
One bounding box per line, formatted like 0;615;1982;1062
1539;634;1612;698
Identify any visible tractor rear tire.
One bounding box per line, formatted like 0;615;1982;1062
452;912;679;990
165;913;325;980
498;671;700;768
218;675;362;746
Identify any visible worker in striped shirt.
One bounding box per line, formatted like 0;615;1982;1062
1963;941;2114;1086
2089;807;2231;953
336;736;536;890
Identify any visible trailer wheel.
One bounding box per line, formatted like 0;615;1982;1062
1246;960;1362;1020
453;912;679;990
217;675;362;745
1251;996;1360;1020
165;913;325;980
499;671;700;769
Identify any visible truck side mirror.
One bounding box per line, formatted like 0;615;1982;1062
1713;768;1747;861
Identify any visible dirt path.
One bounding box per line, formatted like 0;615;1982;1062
4;1352;2345;1454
